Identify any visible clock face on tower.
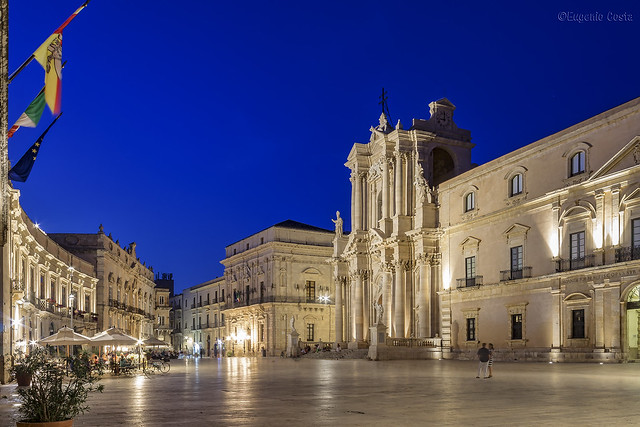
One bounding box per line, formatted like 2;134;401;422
436;110;451;127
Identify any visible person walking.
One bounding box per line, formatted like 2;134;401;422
487;343;494;378
476;343;490;379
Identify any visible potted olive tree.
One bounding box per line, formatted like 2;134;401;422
14;349;104;427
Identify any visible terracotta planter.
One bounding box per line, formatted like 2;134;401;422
15;372;32;387
16;420;73;427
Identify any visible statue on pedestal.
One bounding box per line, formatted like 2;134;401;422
332;211;343;238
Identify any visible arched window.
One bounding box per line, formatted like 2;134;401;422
464;192;475;212
570;151;585;176
510;174;523;196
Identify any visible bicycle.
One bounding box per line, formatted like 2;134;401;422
148;359;170;374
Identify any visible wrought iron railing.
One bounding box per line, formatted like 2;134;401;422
615;245;640;263
555;255;595;272
500;267;532;281
456;276;483;288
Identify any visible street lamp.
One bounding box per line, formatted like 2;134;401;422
68;267;75;330
69;293;75;330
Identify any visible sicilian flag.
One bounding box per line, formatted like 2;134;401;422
9;113;62;182
32;1;89;114
8;88;46;138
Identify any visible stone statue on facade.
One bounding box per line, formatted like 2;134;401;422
414;163;433;205
374;301;384;325
290;316;296;332
332;211;343;238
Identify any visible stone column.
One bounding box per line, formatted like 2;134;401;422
611;185;621;247
382;157;389;219
393;261;405;337
350;172;356;233
593;283;605;349
355;172;363;231
382;265;392;329
551;289;562;350
354;272;364;342
394;153;403;217
334;274;343;344
417;257;431;338
362;274;369;341
431;256;442;334
594;190;605;265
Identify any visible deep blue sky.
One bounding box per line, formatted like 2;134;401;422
8;1;640;293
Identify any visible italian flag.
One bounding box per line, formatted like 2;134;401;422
8;89;46;138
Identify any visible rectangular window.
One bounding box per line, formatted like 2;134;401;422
61;287;67;307
570;231;586;269
466;318;476;341
306;323;315;341
260;324;265;341
214;313;218;327
511;314;523;340
572;309;585;338
159;296;165;304
50;280;56;302
221;314;225;325
511;174;523;196
633;219;640;259
571;152;585;176
306;281;316;302
85;295;90;312
40;275;45;299
510;246;523;279
198;317;201;329
465;256;476;287
192;318;195;329
465;192;475;212
221;289;225;302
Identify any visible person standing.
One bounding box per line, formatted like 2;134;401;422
476;343;490;379
487;343;494;378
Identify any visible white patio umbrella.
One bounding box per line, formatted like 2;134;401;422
90;327;138;346
142;336;169;347
39;326;92;346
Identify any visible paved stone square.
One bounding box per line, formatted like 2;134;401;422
2;357;640;426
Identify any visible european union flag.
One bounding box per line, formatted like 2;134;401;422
9;113;62;182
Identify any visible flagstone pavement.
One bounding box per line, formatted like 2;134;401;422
2;357;640;426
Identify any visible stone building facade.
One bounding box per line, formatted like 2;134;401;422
334;96;640;362
171;277;226;356
8;188;99;354
49;228;157;340
221;220;335;356
174;220;335;357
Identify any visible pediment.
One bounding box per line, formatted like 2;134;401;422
302;267;321;275
459;236;481;248
503;223;530;237
369;228;386;246
563;292;592;302
589;136;640;181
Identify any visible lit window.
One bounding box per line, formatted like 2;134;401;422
510;174;523;196
570;152;585;176
464;192;475;212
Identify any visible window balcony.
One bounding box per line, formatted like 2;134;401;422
615;245;640;263
456;276;483;288
500;267;532;281
555;255;595;272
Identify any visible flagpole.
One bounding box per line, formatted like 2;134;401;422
8;0;90;83
8;55;34;83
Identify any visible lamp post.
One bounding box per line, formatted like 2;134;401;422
69;293;75;330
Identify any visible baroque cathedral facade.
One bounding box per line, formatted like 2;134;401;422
332;96;640;362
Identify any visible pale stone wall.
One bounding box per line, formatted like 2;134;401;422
8;188;99;354
336;96;640;362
